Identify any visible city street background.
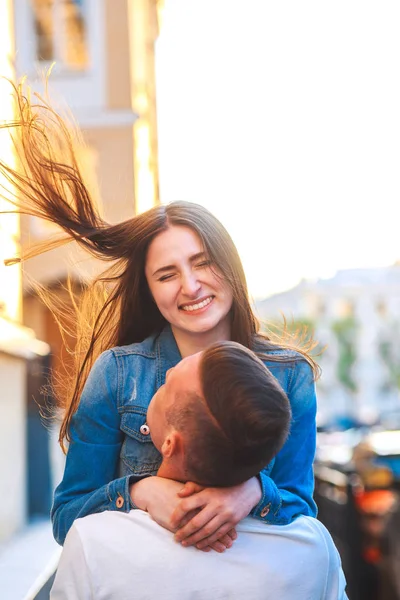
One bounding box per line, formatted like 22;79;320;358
0;1;399;599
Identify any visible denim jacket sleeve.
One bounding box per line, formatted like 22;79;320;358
51;350;143;546
251;359;317;524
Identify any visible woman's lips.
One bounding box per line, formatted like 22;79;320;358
179;295;214;313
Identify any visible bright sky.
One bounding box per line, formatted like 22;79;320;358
155;0;400;299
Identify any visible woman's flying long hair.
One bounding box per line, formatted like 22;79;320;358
0;80;320;451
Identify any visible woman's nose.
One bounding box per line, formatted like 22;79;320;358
181;271;201;296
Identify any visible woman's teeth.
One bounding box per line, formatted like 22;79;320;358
181;296;213;312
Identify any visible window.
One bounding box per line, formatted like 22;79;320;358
31;0;88;69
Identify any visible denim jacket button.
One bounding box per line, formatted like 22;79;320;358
260;504;271;517
140;424;150;435
116;496;124;509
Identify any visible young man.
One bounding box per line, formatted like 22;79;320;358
51;342;348;599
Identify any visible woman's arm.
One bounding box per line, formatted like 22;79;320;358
251;359;318;524
51;351;142;545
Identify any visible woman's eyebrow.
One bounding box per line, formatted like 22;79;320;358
189;251;207;263
152;252;207;277
152;264;176;277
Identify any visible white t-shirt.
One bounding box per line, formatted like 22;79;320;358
51;511;348;600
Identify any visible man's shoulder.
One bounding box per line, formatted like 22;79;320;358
238;516;343;573
237;515;333;544
72;510;169;547
74;512;329;541
73;509;151;533
75;512;330;541
66;512;347;599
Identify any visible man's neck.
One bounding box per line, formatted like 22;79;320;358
157;460;185;483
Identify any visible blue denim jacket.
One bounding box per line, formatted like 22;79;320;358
51;326;317;545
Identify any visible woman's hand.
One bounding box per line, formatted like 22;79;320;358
172;477;262;549
130;476;186;532
130;477;238;553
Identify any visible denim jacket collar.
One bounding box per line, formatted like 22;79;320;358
155;325;182;388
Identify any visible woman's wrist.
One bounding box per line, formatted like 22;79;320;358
248;476;263;509
129;477;151;511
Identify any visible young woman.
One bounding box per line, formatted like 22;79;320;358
1;82;319;550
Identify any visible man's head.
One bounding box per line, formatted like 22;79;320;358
147;341;292;487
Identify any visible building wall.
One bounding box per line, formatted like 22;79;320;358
128;0;160;214
24;291;75;379
105;0;132;110
1;0;161;547
0;354;27;541
14;0;160;282
13;0;107;111
84;126;136;224
0;0;33;543
0;0;21;322
13;0;162;434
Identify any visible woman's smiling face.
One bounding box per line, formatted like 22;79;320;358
145;225;233;341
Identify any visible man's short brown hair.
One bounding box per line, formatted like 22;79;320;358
167;341;292;487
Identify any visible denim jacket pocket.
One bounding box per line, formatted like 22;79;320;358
120;410;162;476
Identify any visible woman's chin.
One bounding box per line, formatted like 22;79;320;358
176;313;229;337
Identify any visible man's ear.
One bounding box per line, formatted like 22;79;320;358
161;430;184;459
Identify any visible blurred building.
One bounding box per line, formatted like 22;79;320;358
14;0;162;341
10;0;163;478
0;1;163;594
0;0;52;553
255;266;400;427
15;0;162;497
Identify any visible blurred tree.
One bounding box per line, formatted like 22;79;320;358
378;321;400;394
331;317;358;392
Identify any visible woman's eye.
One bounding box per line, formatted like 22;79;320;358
196;260;211;268
158;273;175;282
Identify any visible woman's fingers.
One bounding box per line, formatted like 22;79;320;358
172;486;244;544
227;528;238;541
174;505;218;542
207;540;228;553
197;545;212;553
184;521;236;548
177;482;205;498
198;532;234;551
170;492;207;529
175;508;200;530
178;515;232;547
196;529;237;550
